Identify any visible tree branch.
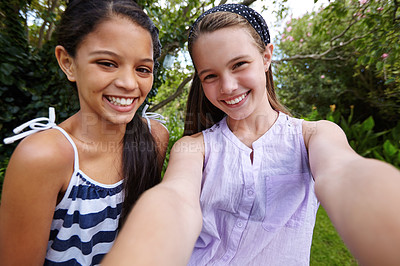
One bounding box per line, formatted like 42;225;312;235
37;0;60;48
275;26;377;63
159;41;180;65
273;55;345;63
149;74;194;112
330;18;358;44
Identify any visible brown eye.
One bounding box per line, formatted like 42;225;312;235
137;67;152;74
203;74;216;81
97;61;117;68
233;61;246;70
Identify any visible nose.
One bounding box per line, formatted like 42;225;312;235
219;73;237;94
114;68;138;91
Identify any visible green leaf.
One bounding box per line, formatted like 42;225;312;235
373;150;385;161
384;78;395;85
383;140;398;157
0;63;16;76
361;116;374;131
376;61;384;71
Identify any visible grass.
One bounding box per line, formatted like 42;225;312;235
311;207;358;265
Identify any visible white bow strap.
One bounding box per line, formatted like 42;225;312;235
3;107;56;144
141;104;166;133
142;104;166;124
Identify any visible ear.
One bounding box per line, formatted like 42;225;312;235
55;45;76;82
263;43;274;72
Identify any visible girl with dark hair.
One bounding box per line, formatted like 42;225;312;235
0;0;168;265
104;3;400;266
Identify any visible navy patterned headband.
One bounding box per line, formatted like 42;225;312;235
189;3;270;45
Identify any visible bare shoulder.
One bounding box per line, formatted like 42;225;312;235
166;132;205;176
302;120;347;149
149;119;169;144
303;120;360;180
7;128;74;189
145;119;169;160
14;128;74;166
163;133;204;193
171;132;204;157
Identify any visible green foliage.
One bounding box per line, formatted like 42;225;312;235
275;0;400;129
329;106;388;157
0;22;79;163
304;105;400;168
143;0;215;100
373;122;400;167
152;59;193;118
0;158;7;200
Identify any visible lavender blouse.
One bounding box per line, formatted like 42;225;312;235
188;112;319;265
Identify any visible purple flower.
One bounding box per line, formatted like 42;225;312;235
381;53;389;59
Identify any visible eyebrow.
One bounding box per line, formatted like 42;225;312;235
89;50;120;58
89;50;154;63
198;55;248;77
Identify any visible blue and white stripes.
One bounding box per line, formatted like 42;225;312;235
45;127;124;265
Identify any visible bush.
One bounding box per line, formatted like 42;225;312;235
303;105;400;168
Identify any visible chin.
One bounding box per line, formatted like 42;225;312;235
227;112;251;121
107;114;136;125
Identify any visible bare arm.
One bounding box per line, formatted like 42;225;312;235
0;130;72;265
304;120;400;265
102;134;204;265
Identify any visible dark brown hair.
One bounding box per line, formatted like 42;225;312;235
57;0;162;227
184;12;289;136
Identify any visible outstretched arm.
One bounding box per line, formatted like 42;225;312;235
102;134;204;265
304;120;400;265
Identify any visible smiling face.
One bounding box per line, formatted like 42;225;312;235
192;26;273;122
58;16;154;125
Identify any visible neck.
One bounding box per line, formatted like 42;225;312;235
63;111;127;147
227;104;278;135
227;104;278;148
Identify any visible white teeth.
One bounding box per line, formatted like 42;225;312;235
108;96;134;106
225;92;248;105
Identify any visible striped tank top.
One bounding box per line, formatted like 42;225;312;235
3;107;163;265
44;126;124;265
